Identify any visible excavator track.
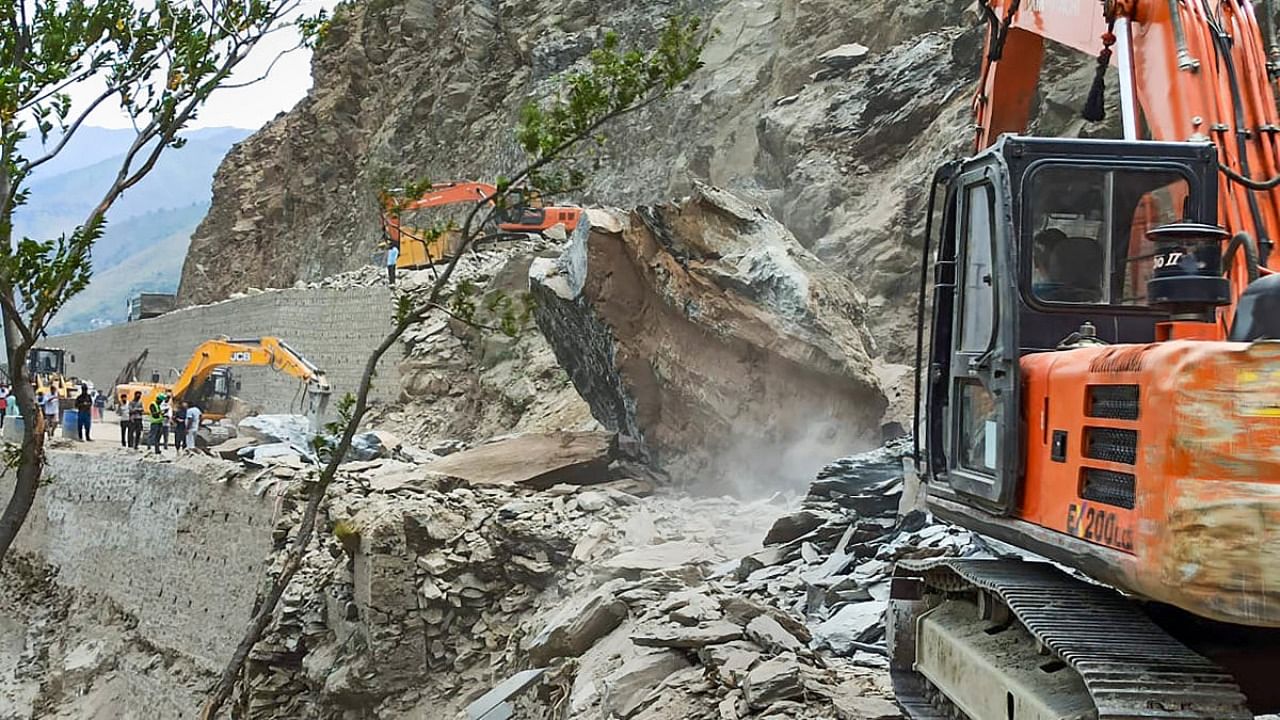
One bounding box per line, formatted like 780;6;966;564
891;558;1253;720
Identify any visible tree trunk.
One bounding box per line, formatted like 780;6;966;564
0;312;44;563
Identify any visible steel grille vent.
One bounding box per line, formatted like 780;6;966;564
1087;385;1140;420
1084;427;1137;465
1080;468;1136;510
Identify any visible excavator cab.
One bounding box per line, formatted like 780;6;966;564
188;367;237;418
921;136;1219;514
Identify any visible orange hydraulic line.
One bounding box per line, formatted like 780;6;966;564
1176;0;1246;242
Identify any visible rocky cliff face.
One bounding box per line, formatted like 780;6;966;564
180;0;1117;360
177;0;979;359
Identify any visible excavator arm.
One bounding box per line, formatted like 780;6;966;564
380;181;584;270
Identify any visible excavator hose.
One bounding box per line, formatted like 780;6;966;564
1224;230;1263;284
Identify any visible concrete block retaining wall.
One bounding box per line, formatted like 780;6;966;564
3;452;274;670
50;285;400;420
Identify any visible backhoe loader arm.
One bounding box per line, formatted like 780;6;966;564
976;0;1280;314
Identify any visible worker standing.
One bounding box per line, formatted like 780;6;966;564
145;396;164;454
127;391;144;449
118;393;130;447
0;384;9;430
74;386;92;442
184;402;202;450
93;390;105;421
173;401;188;452
41;391;59;439
158;393;171;450
385;238;399;286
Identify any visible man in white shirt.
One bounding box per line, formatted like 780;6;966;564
41;391;59;438
184;403;202;450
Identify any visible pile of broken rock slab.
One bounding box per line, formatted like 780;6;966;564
470;438;991;720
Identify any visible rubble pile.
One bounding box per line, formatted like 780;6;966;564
228;430;778;718
223;437;983;719
488;439;984;720
371;236;599;449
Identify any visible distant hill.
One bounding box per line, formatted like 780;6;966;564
14;126;251;335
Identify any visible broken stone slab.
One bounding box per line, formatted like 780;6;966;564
817;43;870;69
212;435;258;459
602;541;716;576
465;668;546;720
810;439;910;502
720;596;812;644
425;431;616;490
574;490;609;512
602;650;691;718
238;443;303;465
238;414;314;449
349;429;402;461
699;641;762;688
831;690;901;720
745;615;803;654
763;509;831;546
526;581;629;664
669;592;721;626
742;654;805;708
811;601;886;654
631;620;744;649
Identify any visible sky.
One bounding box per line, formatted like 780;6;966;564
66;0;341;131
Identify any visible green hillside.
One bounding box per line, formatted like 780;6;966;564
46;204;206;334
12;126;250;334
12;128;248;242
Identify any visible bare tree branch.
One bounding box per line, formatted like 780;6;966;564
21;86;120;173
220;40;305;89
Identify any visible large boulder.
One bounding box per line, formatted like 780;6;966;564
529;185;886;492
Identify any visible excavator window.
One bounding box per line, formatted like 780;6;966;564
1025;165;1190;308
960;184;997;352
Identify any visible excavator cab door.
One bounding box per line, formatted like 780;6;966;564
927;154;1021;514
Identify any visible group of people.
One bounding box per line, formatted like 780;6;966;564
0;381;207;452
117;391;202;454
2;384;108;441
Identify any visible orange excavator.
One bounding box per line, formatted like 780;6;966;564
379;181;584;269
890;0;1280;717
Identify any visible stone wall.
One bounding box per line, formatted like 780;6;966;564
50;284;399;420
3;452;273;670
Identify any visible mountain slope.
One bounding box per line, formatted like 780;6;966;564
176;0;1116;360
45;203;206;334
12;127;250;242
13;126;252;334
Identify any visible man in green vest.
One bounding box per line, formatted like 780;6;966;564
146;393;166;455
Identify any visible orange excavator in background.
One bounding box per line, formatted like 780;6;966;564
116;337;331;432
890;0;1280;718
379;181;584;269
